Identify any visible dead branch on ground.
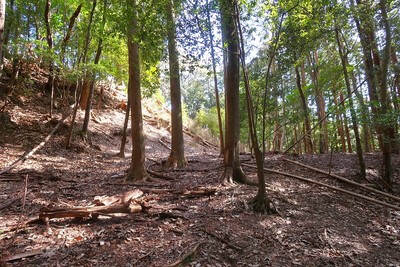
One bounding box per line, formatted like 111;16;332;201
147;169;175;180
0;110;73;175
165;241;206;267
283;158;400;203
0;196;22;211
243;163;400;211
39;190;144;221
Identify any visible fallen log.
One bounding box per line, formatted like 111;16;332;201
39;190;144;221
39;200;142;221
243;164;400;211
0;196;22;211
283;158;400;203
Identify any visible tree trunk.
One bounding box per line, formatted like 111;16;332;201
235;2;273;213
295;66;313;154
44;0;54;118
82;0;107;135
126;0;147;181
220;0;246;184
206;0;224;157
60;4;82;63
0;0;6;73
308;51;328;153
119;94;130;158
165;0;187;169
339;92;353;153
377;0;393;185
335;28;366;180
333;91;346;152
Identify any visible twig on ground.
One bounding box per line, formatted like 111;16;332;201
147;169;175;181
165;241;206;267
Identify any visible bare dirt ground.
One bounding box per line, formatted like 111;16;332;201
1;87;400;267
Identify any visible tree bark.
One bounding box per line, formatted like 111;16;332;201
165;0;187;168
0;0;6;73
126;0;147;181
220;0;246;184
295;66;313;154
335;28;366;180
44;0;55;118
308;51;328;153
206;0;224;157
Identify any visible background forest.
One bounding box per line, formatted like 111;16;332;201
1;0;399;182
1;0;400;266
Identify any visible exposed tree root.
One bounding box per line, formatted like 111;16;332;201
221;165;257;186
164;154;187;169
248;195;279;215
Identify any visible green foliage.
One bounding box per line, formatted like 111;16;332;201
195;107;225;137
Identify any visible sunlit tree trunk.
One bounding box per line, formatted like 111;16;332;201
126;0;147;181
165;0;187;168
206;0;224;157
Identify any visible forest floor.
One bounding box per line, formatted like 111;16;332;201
1;85;400;267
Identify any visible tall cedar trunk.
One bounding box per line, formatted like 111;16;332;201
235;2;273;213
79;0;97;111
44;0;54;118
389;47;399;153
295;66;313;154
0;0;5;72
333;91;346;152
352;72;372;152
308;51;328;153
126;0;147;181
220;0;246;184
335;28;366;180
352;0;393;185
378;0;392;185
351;0;383;149
119;94;130;158
166;0;186;168
82;0;107;134
206;0;224;156
339;92;353;153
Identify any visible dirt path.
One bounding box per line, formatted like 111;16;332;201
1;92;400;266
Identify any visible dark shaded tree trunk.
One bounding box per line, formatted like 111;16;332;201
295;66;313;154
44;0;54;117
220;0;247;184
335;28;366;180
333;90;346;152
0;0;5;73
126;0;147;181
82;0;107;135
352;0;393;185
235;2;274;213
60;3;82;63
165;0;186;168
308;51;328;153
